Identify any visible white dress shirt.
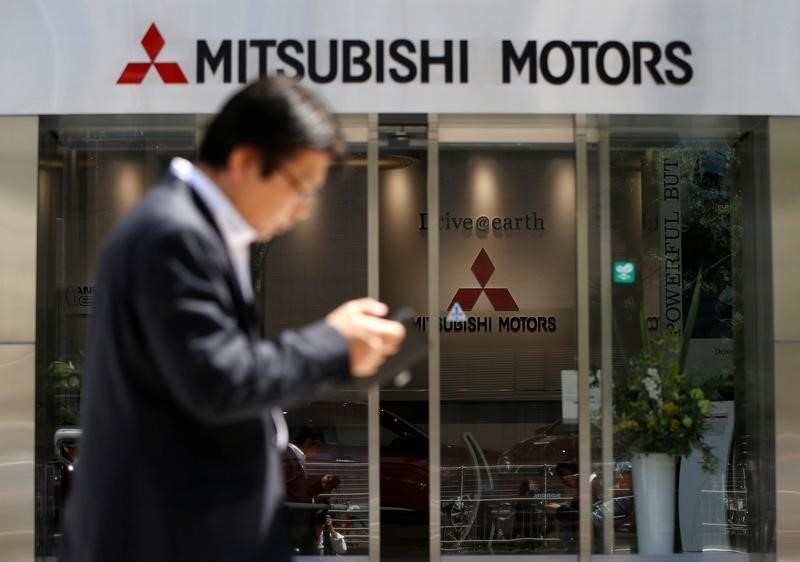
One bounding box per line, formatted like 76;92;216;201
317;528;347;555
169;158;290;454
170;157;258;302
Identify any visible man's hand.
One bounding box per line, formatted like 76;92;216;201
326;298;406;377
544;502;562;513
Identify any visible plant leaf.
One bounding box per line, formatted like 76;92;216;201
679;266;703;372
639;303;651;358
612;313;629;379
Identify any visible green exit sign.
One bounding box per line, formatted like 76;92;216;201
614;261;636;284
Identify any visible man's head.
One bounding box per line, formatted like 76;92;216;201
199;76;343;239
293;426;325;458
555;462;579;489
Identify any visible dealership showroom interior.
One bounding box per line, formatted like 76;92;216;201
2;1;800;561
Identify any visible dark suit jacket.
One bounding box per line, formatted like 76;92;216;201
60;174;350;562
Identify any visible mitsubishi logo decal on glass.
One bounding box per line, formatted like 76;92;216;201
448;248;519;311
117;23;189;84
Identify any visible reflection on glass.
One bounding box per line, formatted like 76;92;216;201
33;114;775;560
588;116;770;556
35;116;197;557
437;145;578;555
258;156;370;556
378;130;431;561
35;122;371;559
282;400;368;555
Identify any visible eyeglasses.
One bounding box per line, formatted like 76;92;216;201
278;166;320;204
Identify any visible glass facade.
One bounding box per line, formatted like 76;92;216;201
33;113;775;560
35;115;199;556
585;116;774;556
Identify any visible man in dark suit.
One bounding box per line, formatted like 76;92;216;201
60;77;405;562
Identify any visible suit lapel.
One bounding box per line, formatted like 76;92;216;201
173;175;262;340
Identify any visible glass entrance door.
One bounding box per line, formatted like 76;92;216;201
436;116;580;560
372;113;775;561
374;115;581;561
584;115;774;559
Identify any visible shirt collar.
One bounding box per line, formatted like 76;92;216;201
170;157;258;251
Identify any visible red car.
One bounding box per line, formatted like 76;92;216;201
55;409;637;555
281;400;483;553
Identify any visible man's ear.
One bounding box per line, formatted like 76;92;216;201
226;146;261;185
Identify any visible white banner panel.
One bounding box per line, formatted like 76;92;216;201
1;0;799;115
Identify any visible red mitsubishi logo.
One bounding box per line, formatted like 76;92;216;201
117;23;188;84
448;248;519;311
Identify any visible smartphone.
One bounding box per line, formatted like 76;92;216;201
358;306;428;388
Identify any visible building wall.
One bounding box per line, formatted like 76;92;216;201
770;117;800;562
0;116;37;562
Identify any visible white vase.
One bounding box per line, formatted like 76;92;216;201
632;453;676;555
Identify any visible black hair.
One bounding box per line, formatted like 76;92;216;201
556;462;579;477
199;76;344;176
293;426;325;446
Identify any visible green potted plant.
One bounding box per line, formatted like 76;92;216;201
48;358;83;426
48;359;83;391
613;270;725;554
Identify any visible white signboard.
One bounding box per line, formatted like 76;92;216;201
1;0;800;115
